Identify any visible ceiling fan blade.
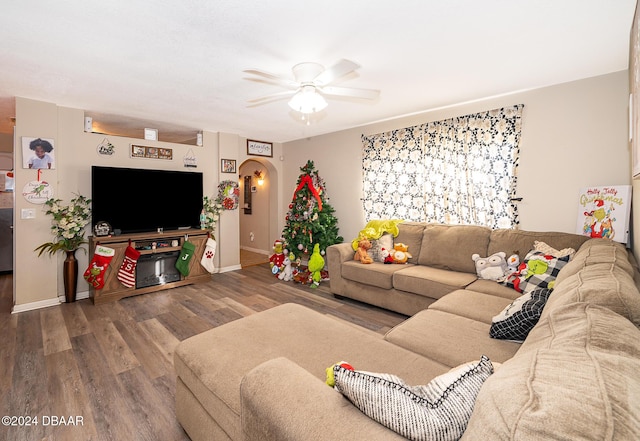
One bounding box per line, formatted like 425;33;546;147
313;59;360;86
243;69;297;88
321;85;380;100
248;90;296;103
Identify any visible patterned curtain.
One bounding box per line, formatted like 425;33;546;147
361;125;426;222
361;104;524;228
422;105;523;228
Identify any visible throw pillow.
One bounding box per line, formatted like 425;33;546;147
533;240;575;259
333;356;494;441
490;288;552;341
502;250;570;294
369;233;394;263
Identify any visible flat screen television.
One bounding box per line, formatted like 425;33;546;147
91;166;203;234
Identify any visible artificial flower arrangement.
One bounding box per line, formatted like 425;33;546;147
35;194;92;256
201;195;224;234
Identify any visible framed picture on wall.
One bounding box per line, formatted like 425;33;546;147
247;139;273;157
221;159;236;173
21;137;56;169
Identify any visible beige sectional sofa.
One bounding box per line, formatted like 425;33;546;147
174;224;640;440
327;222;592;316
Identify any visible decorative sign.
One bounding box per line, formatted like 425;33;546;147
247;139;273;157
576;185;632;244
22;180;53;204
131;144;173;160
183;149;197;168
97;138;115;156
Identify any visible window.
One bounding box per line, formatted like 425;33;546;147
362;105;523;228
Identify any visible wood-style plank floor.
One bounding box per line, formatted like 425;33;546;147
0;264;406;441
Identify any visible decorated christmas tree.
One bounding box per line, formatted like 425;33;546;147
282;160;343;258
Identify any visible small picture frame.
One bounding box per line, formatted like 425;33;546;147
221;158;236;173
247;139;273;157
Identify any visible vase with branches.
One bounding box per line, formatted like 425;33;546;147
34;194;92;302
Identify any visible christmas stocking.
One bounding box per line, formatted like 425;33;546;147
175;240;196;277
117;245;141;288
84;245;115;290
200;237;217;274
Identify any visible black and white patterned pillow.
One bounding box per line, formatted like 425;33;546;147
502;250;570;294
490;288;552;341
333;356;494;441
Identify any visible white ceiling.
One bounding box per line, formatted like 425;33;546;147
0;1;636;143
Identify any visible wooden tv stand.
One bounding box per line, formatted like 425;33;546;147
88;228;211;304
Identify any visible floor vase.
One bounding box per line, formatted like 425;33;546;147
63;250;78;303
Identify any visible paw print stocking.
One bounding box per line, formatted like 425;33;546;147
200;237;217;274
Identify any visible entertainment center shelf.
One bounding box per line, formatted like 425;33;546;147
89;228;211;305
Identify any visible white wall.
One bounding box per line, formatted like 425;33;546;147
11;70;632;309
282;71;631;247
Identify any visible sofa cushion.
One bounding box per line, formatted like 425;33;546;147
393;222;427;264
174;304;450;441
428;289;514;325
488;228;589;260
392;266;477;300
333;356;494;441
384;309;521;367
417;224;491;273
341;261;412;289
464;279;522;300
555;238;635;286
544;262;640;327
489;288;551;342
462;303;640;440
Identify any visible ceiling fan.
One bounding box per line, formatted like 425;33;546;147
244;59;380;114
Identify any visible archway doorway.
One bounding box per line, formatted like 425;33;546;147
238;158;278;268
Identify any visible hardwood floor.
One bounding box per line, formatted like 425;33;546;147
0;264;406;441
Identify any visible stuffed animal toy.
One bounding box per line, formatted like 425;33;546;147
506;254;520;274
472;251;508;281
391;243;412;264
269;239;285;276
308;244;325;288
325;361;354;387
354;237;374;264
278;254;294;282
381;247;394;264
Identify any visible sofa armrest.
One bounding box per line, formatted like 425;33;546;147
240;357;404;441
326;243;355;295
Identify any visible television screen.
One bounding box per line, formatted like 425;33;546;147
91;166;203;234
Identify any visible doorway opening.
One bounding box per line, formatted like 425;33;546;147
238;158;278;268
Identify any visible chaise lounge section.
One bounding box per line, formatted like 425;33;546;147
174;226;640;440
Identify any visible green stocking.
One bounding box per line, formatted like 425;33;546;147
176;241;196;276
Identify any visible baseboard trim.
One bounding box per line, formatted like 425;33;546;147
218;264;242;273
12;289;90;313
240;246;270;255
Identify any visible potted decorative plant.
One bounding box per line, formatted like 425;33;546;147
34;194;92;302
200;195;223;236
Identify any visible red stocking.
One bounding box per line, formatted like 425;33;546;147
84;245;115;290
117;245;141;288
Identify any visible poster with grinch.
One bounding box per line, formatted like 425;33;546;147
576;185;631;244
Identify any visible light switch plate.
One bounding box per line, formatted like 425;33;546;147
21;208;35;219
144;128;158;141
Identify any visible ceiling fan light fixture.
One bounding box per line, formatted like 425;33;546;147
288;85;327;114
